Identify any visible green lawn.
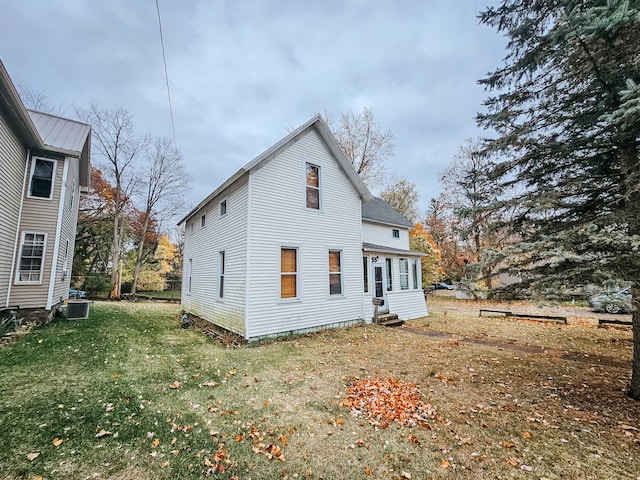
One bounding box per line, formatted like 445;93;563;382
0;300;638;479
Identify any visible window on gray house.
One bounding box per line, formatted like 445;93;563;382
29;158;56;199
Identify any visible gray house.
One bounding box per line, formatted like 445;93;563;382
0;59;91;319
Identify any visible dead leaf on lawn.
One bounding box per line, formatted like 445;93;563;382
52;438;63;447
502;441;516;448
170;381;181;389
523;432;532;438
153;439;160;448
201;381;219;388
506;457;519;467
26;452;39;461
96;429;112;438
364;466;373;475
441;459;450;469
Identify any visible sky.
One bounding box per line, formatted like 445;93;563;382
0;0;507;218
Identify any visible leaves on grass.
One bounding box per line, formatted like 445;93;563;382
340;377;437;428
96;429;112;438
170;381;181;389
201;381;219;388
26;452;39;461
52;438;62;447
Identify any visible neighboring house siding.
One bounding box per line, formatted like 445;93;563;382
362;222;410;249
0;114;26;308
182;176;249;336
245;129;364;339
51;157;80;304
9;154;63;308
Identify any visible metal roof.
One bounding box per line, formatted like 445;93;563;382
28;110;91;156
362;242;426;256
362;197;414;228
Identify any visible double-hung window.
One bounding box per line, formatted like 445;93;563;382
188;259;193;293
17;233;46;283
220;199;227;216
399;258;409;290
363;256;369;293
29;157;56;199
329;250;342;295
392;229;400;239
281;248;298;299
218;251;225;298
412;260;419;289
306;163;320;209
385;258;393;292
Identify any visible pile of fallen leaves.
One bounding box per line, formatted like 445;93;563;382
341;377;437;428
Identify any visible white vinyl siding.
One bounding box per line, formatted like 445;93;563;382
181;176;249;336
245;128;363;339
0;113;27;307
362;222;410;249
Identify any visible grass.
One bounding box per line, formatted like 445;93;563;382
0;298;638;479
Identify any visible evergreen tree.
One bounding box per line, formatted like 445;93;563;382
478;1;640;398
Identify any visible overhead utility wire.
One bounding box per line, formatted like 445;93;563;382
155;0;177;149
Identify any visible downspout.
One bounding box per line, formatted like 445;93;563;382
7;149;31;307
46;157;70;310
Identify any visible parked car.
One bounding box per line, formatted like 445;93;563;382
432;282;454;290
588;288;633;314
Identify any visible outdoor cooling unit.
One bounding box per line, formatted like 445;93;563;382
66;300;91;319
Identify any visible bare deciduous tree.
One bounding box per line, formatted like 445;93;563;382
75;103;147;299
380;174;420;223
323;106;394;189
131;137;189;294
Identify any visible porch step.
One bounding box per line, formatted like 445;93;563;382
375;313;404;327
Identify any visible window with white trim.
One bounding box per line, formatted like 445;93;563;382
385;258;393;291
392;229;400;238
201;214;206;227
29;157;56;199
363;256;369;293
188;258;193;293
280;247;298;299
399;258;409;290
412;260;419;289
17;233;46;283
306;163;320;209
329;250;343;295
218;251;225;298
220;199;227;216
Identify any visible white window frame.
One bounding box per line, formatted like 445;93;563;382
279;245;300;301
218;250;225;299
28;157;57;200
385;257;393;292
201;213;206;227
363;256;369;294
412;259;419;290
15;232;48;284
220;198;227;217
305;162;321;211
187;258;193;294
328;249;343;296
399;258;409;290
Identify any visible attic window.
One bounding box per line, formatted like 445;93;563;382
306;163;320;210
392;229;400;238
220;199;227;216
201;214;206;227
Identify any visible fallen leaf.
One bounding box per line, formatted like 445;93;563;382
27;452;39;461
523;432;532;438
401;472;412;479
153;439;160;448
96;429;112;438
364;466;373;475
502;441;516;448
506;457;519;467
520;465;533;471
161;461;170;468
52;438;63;447
170;381;181;389
201;381;219;388
441;459;450;469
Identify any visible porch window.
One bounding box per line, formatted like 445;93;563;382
385;258;393;291
29;157;56;199
218;251;225;298
399;258;409;290
363;256;369;293
281;247;298;299
306;163;320;210
329;250;342;295
412;260;419;289
17;232;46;283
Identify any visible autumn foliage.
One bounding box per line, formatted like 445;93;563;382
341;377;437;428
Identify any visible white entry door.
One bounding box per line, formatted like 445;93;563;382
373;262;389;313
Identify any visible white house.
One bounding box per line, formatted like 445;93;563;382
179;116;427;342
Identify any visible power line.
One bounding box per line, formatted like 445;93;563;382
155;0;177;149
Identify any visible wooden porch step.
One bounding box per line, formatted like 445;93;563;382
375;313;404;327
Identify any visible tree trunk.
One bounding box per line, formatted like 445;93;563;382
109;213;120;299
130;214;150;295
630;289;640;400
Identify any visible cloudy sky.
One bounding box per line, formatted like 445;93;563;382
0;0;507;217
